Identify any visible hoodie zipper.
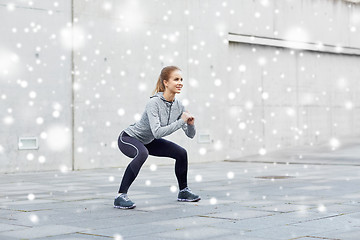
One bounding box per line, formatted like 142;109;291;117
167;102;173;125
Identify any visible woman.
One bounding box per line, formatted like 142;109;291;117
114;66;201;209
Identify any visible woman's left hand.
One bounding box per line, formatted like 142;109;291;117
186;112;195;125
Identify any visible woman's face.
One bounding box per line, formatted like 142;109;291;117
164;70;183;94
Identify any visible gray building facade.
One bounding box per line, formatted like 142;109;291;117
1;0;360;173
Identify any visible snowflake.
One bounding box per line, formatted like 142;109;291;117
27;193;35;201
210;197;217;205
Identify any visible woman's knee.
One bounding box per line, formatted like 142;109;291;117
129;148;149;171
136;148;149;164
138;148;149;159
178;147;188;160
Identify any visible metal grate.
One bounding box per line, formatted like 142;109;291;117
18;137;39;150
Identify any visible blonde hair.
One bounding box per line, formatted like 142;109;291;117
153;66;181;94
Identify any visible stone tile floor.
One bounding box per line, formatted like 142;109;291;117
1;144;360;239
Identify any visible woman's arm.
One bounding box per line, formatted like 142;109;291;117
182;122;196;139
180;106;196;139
146;101;186;139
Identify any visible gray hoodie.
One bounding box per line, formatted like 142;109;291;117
124;92;196;144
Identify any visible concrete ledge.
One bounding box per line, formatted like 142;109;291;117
228;32;360;56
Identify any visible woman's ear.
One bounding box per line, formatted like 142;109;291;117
163;79;168;88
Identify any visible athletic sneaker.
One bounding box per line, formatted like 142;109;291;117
177;187;201;202
114;193;136;209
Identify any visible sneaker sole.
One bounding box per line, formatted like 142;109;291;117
114;204;136;209
177;197;201;202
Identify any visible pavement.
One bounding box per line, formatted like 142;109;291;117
1;143;360;240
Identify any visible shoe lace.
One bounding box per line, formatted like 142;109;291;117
120;193;130;201
180;187;192;193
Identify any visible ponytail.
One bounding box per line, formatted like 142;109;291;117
153;76;165;95
152;66;181;95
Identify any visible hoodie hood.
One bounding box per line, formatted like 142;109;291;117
150;92;174;103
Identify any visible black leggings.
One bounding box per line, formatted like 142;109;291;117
118;131;188;193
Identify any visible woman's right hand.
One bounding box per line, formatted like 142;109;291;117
181;112;192;122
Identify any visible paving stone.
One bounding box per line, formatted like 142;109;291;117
291;213;360;232
34;233;110;240
0;225;86;239
80;223;172;238
294;237;335;240
0;222;28;233
201;209;274;220
312;228;360;240
153;225;235;239
240;225;328;240
150;215;231;229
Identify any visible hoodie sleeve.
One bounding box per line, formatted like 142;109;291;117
180;104;196;139
146;100;186;139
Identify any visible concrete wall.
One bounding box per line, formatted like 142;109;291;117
1;0;360;173
0;0;73;172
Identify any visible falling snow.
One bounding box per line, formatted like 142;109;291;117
210;197;217;205
1;4;359;238
170;185;178;193
195;175;202;182
27;193;35;201
29;214;39;224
